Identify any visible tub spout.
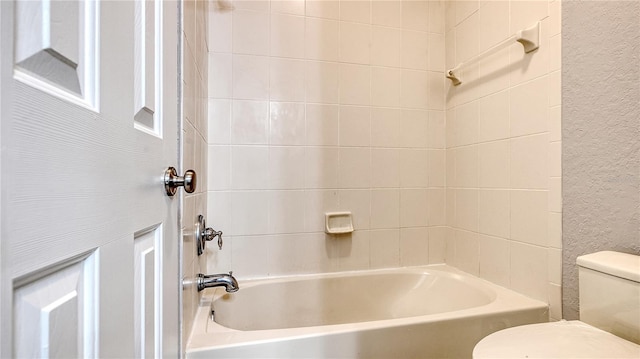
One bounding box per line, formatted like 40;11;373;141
196;272;239;293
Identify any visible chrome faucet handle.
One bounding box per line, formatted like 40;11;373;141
204;227;223;250
196;215;224;255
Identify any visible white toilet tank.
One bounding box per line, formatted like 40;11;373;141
578;251;640;344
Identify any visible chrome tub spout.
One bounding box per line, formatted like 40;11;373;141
196;271;239;293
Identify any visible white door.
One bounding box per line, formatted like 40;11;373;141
0;0;181;357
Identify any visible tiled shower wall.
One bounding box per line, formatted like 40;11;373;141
206;0;448;277
182;0;209;351
443;0;562;320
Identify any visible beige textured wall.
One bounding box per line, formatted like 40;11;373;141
444;0;562;320
562;0;640;320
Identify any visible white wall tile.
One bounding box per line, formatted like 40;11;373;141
233;55;270;100
304;189;339;232
428;226;446;264
230;191;270;235
371;108;401;148
271;0;305;15
510;0;548;34
371;26;402;68
372;1;401;28
268;146;306;189
400;227;429;266
454;145;478;188
427;189;446;226
455;189;478;232
400;189;428;227
400;109;428;148
511;190;548;246
305;147;339;188
268;190;306;233
340;0;371;23
338;147;371;188
208;145;231;190
427;34;445;72
232;10;270;55
478;140;509;188
336;230;370;271
270;13;305;58
455;12;478;63
208;99;231;144
208;6;232;53
428;111;446;150
231;100;269;144
269;102;306;145
270;58;306;102
306;104;340;146
399;149;428;188
232;235;271;276
477;0;508;53
478;90;509;142
209;53;232;98
510;241;548;302
510;134;548;189
306;61;340;103
454;229;479;276
453;100;478;146
428;150;446;187
305;17;339;61
370;229;400;268
371;149;400;188
306;0;340;19
371;67;401;108
339;105;371;147
339;189;371;229
510;76;549;137
401;70;429;109
370;189;400;229
428;1;445;34
402;30;428;71
339;22;371;64
548;212;562;248
231;146;269;189
401;0;429;32
479;234;510;287
478;189;510;239
339;63;371;105
334;231;371;271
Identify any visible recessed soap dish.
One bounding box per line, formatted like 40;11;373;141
325;212;354;234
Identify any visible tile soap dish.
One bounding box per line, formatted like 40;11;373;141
325;212;354;234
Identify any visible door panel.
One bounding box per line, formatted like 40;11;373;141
13;253;97;358
1;0;181;357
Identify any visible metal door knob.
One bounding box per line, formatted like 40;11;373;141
164;167;196;196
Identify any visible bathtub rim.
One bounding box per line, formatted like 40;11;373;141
187;264;549;353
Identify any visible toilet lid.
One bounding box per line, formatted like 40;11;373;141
473;320;640;358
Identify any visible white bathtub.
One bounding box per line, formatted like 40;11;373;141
187;265;548;358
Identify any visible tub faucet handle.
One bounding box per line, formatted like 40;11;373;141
204;227;224;249
196;214;224;255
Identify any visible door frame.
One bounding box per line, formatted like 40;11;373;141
0;1;12;356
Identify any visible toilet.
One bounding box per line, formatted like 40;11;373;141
473;251;640;358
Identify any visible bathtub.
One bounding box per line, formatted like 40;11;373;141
187;265;548;358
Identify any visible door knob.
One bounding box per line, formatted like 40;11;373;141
196;214;223;255
164;167;196;196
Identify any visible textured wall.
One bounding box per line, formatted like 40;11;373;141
562;1;640;319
